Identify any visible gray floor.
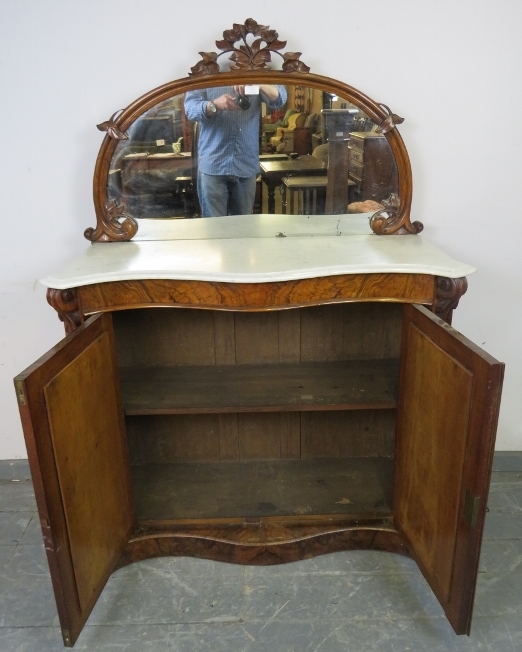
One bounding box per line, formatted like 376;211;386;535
1;455;521;652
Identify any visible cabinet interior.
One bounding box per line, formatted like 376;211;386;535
112;303;403;523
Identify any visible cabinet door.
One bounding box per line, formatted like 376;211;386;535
394;304;504;634
14;313;134;647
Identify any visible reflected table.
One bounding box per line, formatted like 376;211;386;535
260;157;326;213
282;175;356;215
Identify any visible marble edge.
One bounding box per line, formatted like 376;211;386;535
40;264;476;290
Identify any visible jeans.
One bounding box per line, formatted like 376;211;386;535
197;172;257;217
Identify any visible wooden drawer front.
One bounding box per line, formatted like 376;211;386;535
350;147;364;164
349;134;365;153
349;159;364;178
78;274;436;313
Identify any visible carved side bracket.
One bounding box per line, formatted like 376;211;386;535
434;277;468;325
84;199;138;243
189;18;310;76
47;288;85;334
376;104;404;134
96;110;128;141
369;194;424;235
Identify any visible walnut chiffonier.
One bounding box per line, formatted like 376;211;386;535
14;20;503;647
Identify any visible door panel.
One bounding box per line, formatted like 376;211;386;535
394;305;504;634
14;313;134;646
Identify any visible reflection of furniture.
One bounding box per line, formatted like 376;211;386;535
270;112;308;152
348;132;398;203
323;109;356;214
282;175;356;214
260;157;327;213
120;153;192;218
262;108;298;149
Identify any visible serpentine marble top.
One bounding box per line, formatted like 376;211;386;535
41;214;476;289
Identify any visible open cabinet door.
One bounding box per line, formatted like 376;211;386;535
394;304;504;635
14;313;134;647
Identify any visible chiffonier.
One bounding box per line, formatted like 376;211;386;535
14;20;503;647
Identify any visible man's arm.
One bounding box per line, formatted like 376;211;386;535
260;85;287;109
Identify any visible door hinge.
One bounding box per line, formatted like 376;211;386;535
15;379;26;405
464;490;481;528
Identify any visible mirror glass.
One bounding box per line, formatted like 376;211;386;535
107;83;398;220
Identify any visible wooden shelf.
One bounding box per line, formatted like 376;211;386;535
121;359;399;415
131;457;394;521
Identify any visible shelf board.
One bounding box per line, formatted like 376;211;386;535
131;457;393;521
121;359;398;415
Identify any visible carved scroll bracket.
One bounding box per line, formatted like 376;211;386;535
47;288;84;334
84;199;138;243
369;194;424;235
434;277;468;325
96;110;128;141
189;19;310;76
376;104;404;135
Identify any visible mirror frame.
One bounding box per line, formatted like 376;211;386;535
87;27;421;242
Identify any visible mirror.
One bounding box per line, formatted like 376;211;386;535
89;19;418;242
106;82;398;221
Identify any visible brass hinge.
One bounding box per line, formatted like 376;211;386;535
464;490;481;528
15;379;26;405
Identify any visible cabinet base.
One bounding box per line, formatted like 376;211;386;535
117;516;409;568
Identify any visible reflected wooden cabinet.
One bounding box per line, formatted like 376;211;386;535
348;132;399;203
15;282;503;646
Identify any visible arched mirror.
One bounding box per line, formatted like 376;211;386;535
88;20;420;242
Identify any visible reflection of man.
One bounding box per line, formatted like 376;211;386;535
184;85;287;217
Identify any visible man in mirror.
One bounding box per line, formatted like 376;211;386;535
184;85;287;217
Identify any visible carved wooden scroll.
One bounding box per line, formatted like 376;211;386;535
434;277;468;325
47;289;85;334
189;18;310;76
84;199;138;243
370;194;424;235
96;111;128;141
376;104;404;135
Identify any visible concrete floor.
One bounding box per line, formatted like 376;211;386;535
1;454;521;652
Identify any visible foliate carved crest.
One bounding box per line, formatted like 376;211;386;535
96;110;128;141
369;194;424;235
189;19;310;76
84;199;138;242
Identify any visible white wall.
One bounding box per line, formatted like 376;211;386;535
1;0;520;458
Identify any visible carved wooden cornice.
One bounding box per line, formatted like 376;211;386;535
189;19;310;76
46;289;84;334
434;277;468;325
84;199;138;243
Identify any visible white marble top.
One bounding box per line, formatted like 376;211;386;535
41;214;476;289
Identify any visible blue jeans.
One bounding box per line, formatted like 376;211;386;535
197;172;257;217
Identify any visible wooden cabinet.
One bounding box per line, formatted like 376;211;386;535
348;132;399;203
15;289;503;646
14;21;504;646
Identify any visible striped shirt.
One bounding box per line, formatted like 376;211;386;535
184;86;287;178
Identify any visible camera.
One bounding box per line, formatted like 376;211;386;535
235;94;251;111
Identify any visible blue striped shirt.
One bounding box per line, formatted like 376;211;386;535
184;86;287;178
